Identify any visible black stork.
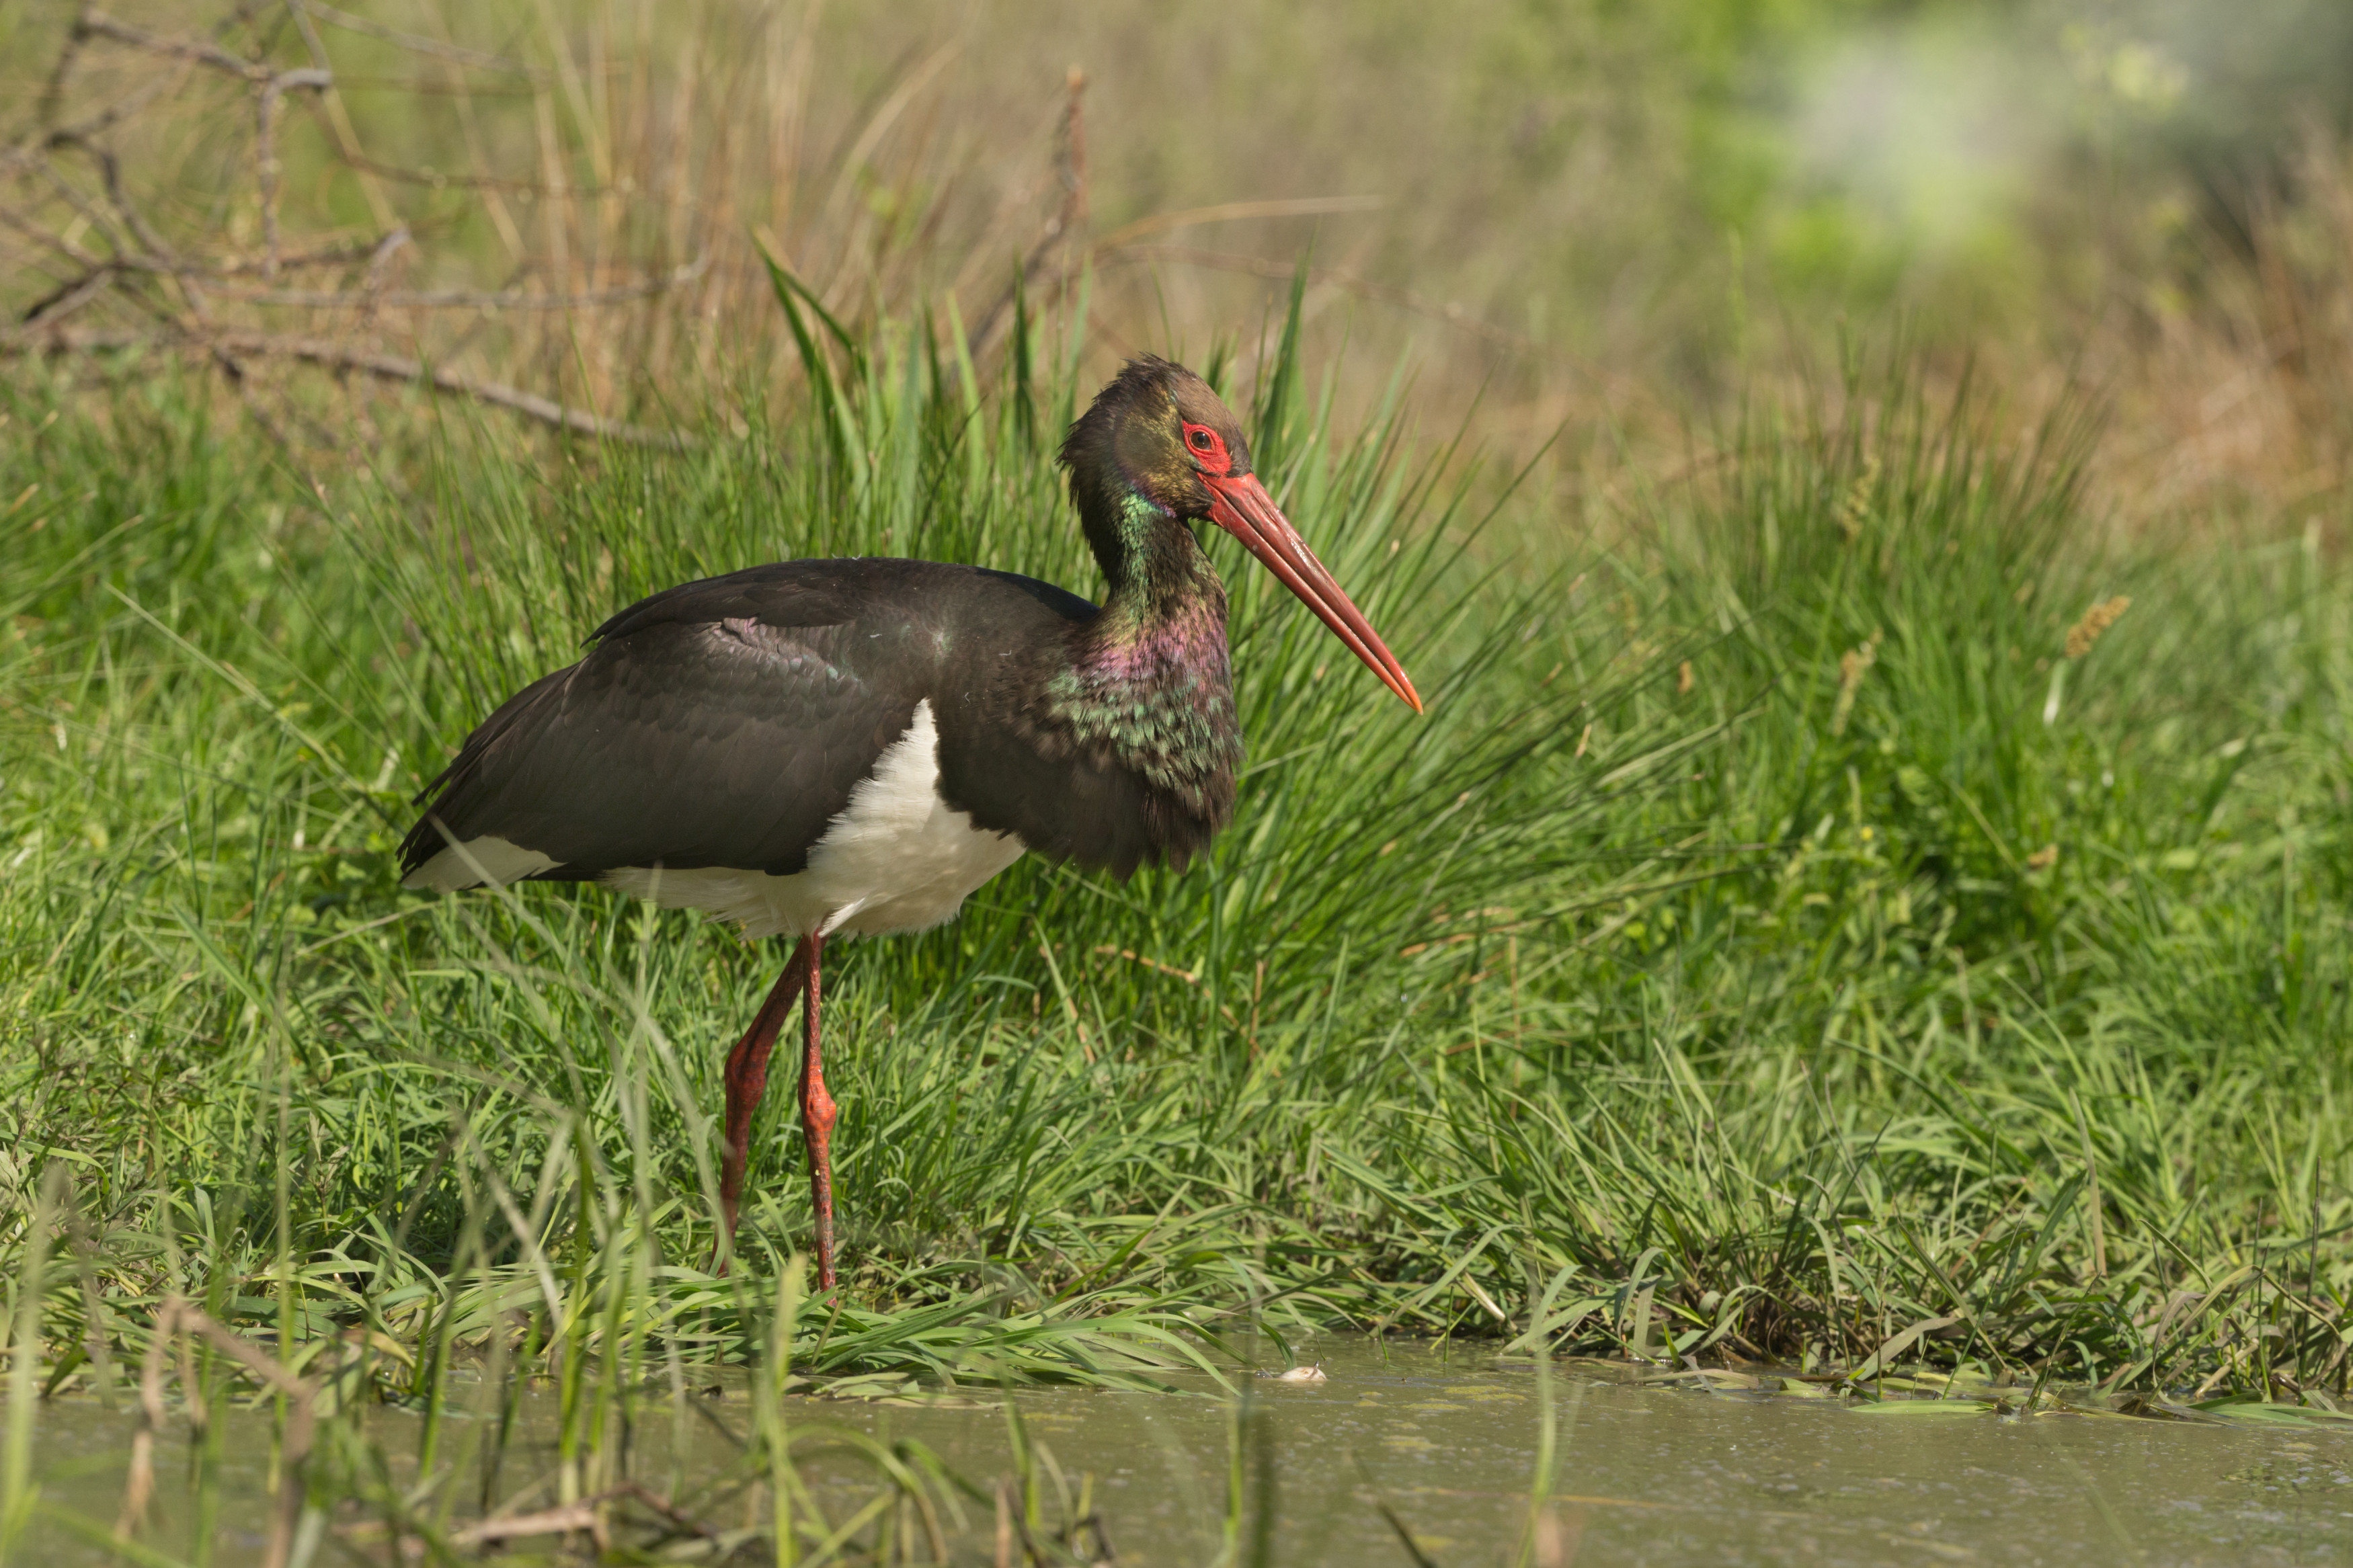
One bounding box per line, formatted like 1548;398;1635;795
398;356;1420;1289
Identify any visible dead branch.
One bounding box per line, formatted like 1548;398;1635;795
1;61;186;173
204;255;709;311
74;11;271;83
17;266;112;333
293;0;549;81
9;324;690;446
0;222;426;281
610;1482;721;1541
327;147;632;196
257;68;334;276
448;1503;601;1546
22;155;125;265
69;136;178;274
441;1482;717;1550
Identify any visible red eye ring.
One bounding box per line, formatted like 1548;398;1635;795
1182;421;1232;473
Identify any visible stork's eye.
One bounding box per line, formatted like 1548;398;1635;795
1182;421;1232;474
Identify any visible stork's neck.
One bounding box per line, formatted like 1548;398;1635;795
1083;489;1223;628
1047;487;1240;809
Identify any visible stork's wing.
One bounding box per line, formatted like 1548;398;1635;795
400;589;922;887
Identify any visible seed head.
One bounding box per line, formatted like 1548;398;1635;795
1830;630;1882;737
2065;596;2131;659
1837;457;1880;544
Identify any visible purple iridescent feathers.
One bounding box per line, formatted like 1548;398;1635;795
1033;359;1254;852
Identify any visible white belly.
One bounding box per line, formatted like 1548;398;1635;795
602;699;1025;939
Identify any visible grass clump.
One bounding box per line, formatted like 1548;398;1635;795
5;306;2353;1555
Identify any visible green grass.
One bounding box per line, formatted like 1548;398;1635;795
5;305;2353;1559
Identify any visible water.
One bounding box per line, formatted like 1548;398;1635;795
15;1337;2353;1564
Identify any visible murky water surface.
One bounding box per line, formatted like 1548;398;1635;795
18;1337;2353;1564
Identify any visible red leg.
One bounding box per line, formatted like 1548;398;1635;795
715;938;810;1274
798;931;840;1290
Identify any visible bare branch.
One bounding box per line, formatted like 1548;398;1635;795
444;1483;719;1549
328;147;630;197
54;132;214;322
74;11;270;83
167;239;413;279
26;155;127;263
0;194;112;271
233;238;404;276
450;1503;600;1546
2;63;186;173
207;256;711;311
75;136;175;267
17;265;113;331
257;67;333;277
278;0;397;231
37;3;93;128
295;0;549;81
11;325;691;447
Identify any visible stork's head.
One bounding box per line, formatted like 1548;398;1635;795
1062;356;1421;711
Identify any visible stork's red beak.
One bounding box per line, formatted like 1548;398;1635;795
1204;472;1422;712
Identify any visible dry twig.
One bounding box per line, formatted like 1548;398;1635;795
7;5;697;446
8;324;690;445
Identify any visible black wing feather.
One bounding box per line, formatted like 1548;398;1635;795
401;615;910;879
